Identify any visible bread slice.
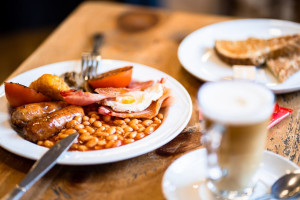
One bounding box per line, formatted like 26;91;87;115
215;34;300;65
267;53;300;82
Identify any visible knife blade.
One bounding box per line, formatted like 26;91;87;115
3;132;79;200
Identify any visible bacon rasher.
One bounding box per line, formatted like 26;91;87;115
128;80;154;90
128;78;166;90
61;87;140;106
61;79;167;107
60;90;110;106
95;87;137;96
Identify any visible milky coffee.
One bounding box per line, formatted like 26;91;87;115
198;81;275;192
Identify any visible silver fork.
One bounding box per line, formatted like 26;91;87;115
81;33;104;80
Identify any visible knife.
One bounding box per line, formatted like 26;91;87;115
3;132;79;200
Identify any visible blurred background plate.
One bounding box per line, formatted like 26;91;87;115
178;19;300;94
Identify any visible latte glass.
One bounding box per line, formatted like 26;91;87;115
198;80;275;199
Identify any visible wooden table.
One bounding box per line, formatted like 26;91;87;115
1;1;299;199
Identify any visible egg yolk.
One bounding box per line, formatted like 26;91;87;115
121;96;136;104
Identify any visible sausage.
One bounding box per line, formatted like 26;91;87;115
11;101;68;128
24;105;84;142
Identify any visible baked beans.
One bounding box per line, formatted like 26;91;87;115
37;112;164;151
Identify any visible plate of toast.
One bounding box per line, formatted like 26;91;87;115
178;19;300;94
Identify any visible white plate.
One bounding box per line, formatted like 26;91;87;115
178;19;300;94
162;148;300;200
0;59;192;165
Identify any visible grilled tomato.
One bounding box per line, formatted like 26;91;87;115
88;66;133;89
5;82;51;107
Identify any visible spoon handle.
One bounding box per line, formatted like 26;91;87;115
254;194;274;200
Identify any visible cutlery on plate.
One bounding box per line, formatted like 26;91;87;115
81;33;104;80
3;132;79;200
60;33;104;91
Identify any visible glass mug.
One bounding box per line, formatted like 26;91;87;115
198;81;275;199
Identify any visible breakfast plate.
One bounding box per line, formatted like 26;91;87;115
178;19;300;94
0;59;192;165
162;148;300;200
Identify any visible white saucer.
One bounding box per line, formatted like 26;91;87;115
162;149;300;200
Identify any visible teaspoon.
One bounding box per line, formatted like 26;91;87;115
256;170;300;200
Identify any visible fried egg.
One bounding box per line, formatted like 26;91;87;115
103;83;164;113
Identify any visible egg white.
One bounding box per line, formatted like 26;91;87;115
103;83;164;113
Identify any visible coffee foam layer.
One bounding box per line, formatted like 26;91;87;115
198;81;275;125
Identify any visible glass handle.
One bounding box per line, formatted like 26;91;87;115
203;123;224;181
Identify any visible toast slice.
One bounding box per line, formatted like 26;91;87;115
215;34;300;65
267;53;300;82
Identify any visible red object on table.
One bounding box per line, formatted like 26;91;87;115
268;103;293;129
198;103;292;129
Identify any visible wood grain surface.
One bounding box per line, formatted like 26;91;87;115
1;1;299;200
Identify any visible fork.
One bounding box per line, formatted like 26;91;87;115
81;33;104;80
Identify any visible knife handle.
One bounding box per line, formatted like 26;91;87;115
92;33;104;55
2;185;26;200
3;132;78;200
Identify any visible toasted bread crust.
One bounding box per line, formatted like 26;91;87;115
215;34;300;65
